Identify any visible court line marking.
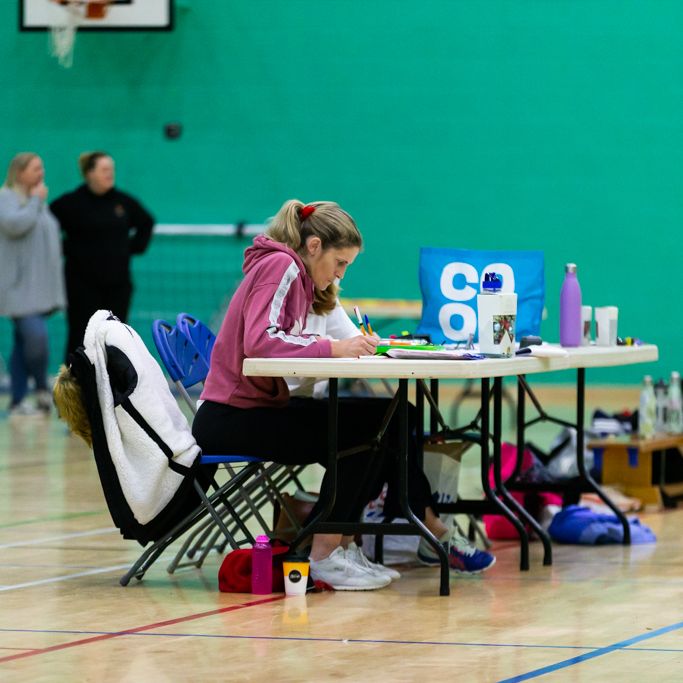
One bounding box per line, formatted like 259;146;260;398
2;627;683;655
0;510;104;530
0;628;594;650
0;563;118;570
0;527;117;549
0;595;286;664
0;564;132;592
497;620;683;682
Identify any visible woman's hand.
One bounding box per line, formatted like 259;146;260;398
30;182;48;202
330;335;379;358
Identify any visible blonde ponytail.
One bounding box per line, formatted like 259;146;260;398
266;198;362;315
266;198;362;253
266;199;306;250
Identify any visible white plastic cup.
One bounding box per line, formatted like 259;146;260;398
595;306;618;346
283;558;309;596
581;306;593;346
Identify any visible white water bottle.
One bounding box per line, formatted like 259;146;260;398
654;379;668;433
639;375;656;439
476;272;517;357
667;371;683;434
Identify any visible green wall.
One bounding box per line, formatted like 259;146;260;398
1;1;679;383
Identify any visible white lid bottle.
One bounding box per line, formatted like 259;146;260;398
667;371;683;434
639;375;656;439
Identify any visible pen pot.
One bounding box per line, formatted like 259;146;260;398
477;274;517;357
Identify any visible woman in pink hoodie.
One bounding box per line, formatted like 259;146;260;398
193;199;398;591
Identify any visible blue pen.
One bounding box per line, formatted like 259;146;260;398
363;314;374;336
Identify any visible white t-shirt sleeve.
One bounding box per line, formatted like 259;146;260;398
325;301;362;340
286;300;360;397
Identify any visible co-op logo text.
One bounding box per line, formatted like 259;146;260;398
439;261;515;340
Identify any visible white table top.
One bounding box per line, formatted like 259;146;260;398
243;344;658;380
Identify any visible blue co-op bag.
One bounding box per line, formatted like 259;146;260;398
415;247;545;344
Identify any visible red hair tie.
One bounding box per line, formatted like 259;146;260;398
300;204;316;220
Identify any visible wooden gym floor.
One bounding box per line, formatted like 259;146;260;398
1;385;682;682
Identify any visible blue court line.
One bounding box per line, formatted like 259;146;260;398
497;620;683;682
2;627;683;654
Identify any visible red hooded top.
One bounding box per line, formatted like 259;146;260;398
201;235;332;408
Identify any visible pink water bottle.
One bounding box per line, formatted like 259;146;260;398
251;535;272;595
559;263;582;347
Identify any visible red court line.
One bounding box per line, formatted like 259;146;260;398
0;595;286;664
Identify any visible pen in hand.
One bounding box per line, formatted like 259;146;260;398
363;313;374;336
353;306;368;335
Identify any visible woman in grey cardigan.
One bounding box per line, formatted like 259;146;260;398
0;153;65;415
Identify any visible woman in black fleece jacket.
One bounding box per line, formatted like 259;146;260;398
51;151;154;360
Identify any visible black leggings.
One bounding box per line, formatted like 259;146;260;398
192;397;433;526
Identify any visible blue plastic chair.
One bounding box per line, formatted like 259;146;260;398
151;320;208;413
176;313;216;367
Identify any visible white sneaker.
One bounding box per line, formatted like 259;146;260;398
35;390;53;414
9;399;42;417
309;546;391;591
345;542;401;581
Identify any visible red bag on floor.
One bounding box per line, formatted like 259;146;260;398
218;542;290;593
483;442;562;540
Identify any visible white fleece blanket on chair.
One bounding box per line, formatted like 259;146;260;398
83;310;201;525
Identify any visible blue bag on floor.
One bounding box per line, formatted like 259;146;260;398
548;505;656;545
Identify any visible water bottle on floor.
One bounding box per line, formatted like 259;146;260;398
655;379;668;433
251;535;272;595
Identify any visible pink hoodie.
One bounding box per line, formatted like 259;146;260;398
201;235;333;408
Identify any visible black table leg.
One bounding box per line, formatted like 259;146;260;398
505;378;553;566
490;377;531;571
396;379;450;596
477;378;530;571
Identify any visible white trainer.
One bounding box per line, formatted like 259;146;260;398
35;390;53;414
345;542;401;581
309;546;391;591
9;399;42;417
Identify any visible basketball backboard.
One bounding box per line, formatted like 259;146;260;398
20;0;174;31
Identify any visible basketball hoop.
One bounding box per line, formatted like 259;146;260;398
48;0;112;68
